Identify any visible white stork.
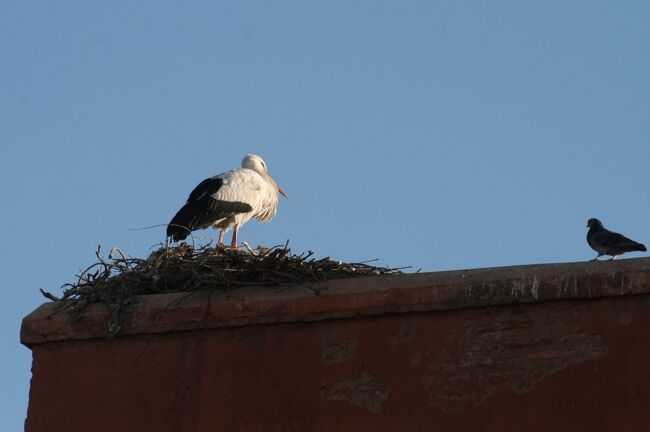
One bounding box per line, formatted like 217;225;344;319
167;154;288;247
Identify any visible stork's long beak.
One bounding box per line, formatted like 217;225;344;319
269;174;289;199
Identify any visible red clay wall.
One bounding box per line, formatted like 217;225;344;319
22;258;650;431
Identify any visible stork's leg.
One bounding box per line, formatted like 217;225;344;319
217;229;224;246
594;254;602;262
611;255;618;261
230;225;239;248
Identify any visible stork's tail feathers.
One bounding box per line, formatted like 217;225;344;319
636;243;647;252
167;204;195;242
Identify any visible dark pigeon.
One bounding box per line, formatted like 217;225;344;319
586;218;646;261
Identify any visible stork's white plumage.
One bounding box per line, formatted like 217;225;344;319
167;154;288;247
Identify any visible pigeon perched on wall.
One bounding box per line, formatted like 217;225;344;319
586;218;646;261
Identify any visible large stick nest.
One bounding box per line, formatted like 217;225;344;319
40;243;405;337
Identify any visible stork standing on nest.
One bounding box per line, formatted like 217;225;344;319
167;154;288;248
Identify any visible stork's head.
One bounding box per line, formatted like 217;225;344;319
242;154;269;173
587;218;603;229
242;154;289;199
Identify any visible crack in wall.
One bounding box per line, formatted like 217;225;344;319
325;372;390;414
421;311;608;413
322;332;357;364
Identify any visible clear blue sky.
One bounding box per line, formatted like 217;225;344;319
2;1;649;428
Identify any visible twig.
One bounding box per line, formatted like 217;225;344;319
39;289;60;302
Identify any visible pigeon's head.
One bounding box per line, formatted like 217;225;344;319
587;218;603;229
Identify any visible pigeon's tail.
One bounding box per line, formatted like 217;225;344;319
624;240;648;253
620;239;647;253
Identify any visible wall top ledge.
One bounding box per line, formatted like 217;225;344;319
21;257;650;347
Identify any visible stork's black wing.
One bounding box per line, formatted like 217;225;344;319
167;177;252;241
187;177;221;202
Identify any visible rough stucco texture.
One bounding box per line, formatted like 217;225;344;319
25;295;650;432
